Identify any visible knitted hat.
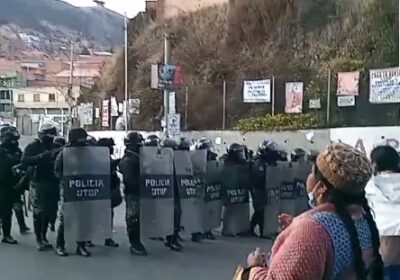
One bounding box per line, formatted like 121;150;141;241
316;143;372;194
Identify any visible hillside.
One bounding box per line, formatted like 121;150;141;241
0;0;123;58
100;0;398;130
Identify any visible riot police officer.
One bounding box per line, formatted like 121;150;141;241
119;132;147;255
249;140;284;238
54;128;92;257
144;134;161;147
195;138;218;240
0;124;22;244
163;138;183;251
96;138;120;248
290;148;306;162
22;121;61;251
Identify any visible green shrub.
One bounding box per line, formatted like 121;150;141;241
235;113;321;132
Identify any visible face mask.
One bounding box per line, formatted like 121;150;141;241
308;192;317;208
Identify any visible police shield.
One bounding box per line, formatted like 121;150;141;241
62;146;112;244
175;150;203;235
294;161;310;215
264;164;281;238
140;146;174;238
203;160;223;232
221;164;250;236
279;162;297;216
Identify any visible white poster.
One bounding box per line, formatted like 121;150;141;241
309;99;321;109
79;103;93;126
101;100;109;127
243;79;271;103
118;102;123;113
167;113;181;137
95;108;100;119
337;96;355;107
151;64;159;89
370;68;400;104
110;97;119;117
285;82;303;113
169;92;176;114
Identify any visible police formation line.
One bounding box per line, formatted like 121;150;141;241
0;122;316;257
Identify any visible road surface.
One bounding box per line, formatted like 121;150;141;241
6;136;269;280
1;203;270;280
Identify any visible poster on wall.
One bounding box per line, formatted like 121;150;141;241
309;98;321;109
337;71;359;96
78;103;93;126
110;97;119;117
285;82;303;113
243;79;271;103
369;68;400;104
151;64;184;90
337;96;355;107
101;100;109;127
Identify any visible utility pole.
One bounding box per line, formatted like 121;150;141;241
124;13;129;132
185;85;189;130
326;67;331;125
163;34;170;138
222;78;226;130
68;41;74;133
271;76;275;116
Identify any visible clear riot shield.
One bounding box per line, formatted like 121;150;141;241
279;162;297;217
203;160;223;232
175;150;203;235
221;163;250;236
62;146;112;246
140;146;174;238
264;164;281;238
294;160;311;215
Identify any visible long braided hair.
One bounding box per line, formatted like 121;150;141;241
314;165;384;280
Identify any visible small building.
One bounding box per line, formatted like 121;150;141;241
0;70;26;124
13;86;80;135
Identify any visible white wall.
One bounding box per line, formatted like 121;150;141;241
13;86;80;109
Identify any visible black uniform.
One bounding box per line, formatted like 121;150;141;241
0;142;21;244
22;139;60;250
119;132;148;255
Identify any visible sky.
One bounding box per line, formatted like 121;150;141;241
63;0;146;18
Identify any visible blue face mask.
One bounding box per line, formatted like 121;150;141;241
308;192;317;208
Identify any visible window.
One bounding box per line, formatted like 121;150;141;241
18;94;24;102
33;94;40;102
0;104;12;112
49;93;56;102
0;90;11;100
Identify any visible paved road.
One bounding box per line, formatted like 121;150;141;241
9;137;269;280
0;203;271;280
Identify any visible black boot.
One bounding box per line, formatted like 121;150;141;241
55;246;69;257
104;238;119;247
130;242;148;256
165;235;182;252
86;241;95;248
2;236;18;244
76;243;91;257
191;232;203;243
33;215;45;251
15;208;30;235
42;222;52;249
204;231;216;240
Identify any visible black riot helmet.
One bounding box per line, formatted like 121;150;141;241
307;150;319;162
38;121;58;144
124;132;144;152
178;137;191;151
290;148;306;162
257;140;285;163
97;137;116;154
196;138;214;151
144;134;161;147
162;138;178;150
68;128;88;146
53;137;66;147
227;143;246;161
0;124;20;147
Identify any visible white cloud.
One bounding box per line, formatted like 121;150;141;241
63;0;146;18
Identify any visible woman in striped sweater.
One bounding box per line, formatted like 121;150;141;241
245;143;384;280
